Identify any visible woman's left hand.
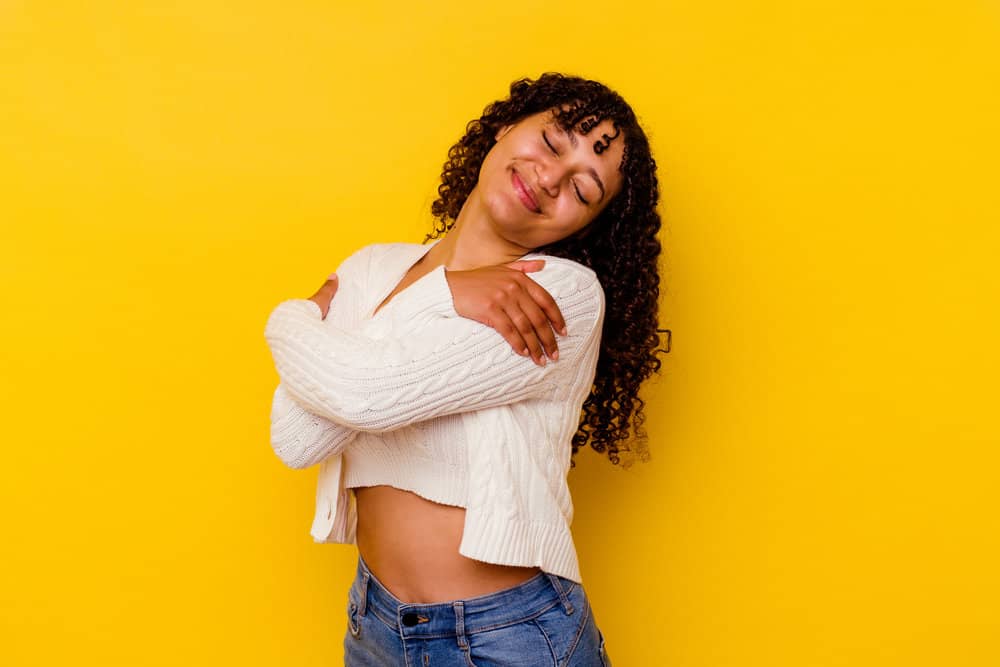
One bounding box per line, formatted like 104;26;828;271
445;260;567;366
308;273;338;319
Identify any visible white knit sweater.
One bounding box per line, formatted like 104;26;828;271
263;240;605;583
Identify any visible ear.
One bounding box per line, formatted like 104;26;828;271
494;123;513;142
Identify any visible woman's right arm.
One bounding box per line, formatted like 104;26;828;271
264;258;605;432
267;244;570;468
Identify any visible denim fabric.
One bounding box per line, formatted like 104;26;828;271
344;554;611;666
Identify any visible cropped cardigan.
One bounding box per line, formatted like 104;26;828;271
263;240;605;583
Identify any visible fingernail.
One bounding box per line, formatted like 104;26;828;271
521;347;529;356
327;272;338;281
559;326;568;336
540;356;547;366
552;350;559;361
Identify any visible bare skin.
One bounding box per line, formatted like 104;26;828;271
306;106;625;605
354;486;541;603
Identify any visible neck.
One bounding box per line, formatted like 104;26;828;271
425;188;533;271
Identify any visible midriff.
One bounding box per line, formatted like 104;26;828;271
353;485;542;604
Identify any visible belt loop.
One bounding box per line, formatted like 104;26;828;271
545;573;575;615
358;569;370;617
453;601;469;650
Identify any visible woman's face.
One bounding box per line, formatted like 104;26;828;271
474;107;626;250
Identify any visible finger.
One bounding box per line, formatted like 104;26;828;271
318;274;339;297
518;292;560;361
521;278;567;336
505;300;547;366
484;307;532;359
505;259;546;273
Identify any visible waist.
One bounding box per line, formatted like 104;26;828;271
353;485;541;604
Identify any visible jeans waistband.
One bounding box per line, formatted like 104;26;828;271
349;553;577;638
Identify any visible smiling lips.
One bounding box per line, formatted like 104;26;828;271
512;170;540;213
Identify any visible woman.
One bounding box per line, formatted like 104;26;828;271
265;72;665;666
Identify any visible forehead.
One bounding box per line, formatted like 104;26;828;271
535;107;625;192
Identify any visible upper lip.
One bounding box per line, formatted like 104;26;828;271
513;170;541;213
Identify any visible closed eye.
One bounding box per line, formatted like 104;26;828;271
542;130;590;206
543;130;559;156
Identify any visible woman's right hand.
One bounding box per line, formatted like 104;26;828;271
444;260;567;366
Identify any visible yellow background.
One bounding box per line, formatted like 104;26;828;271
2;1;998;665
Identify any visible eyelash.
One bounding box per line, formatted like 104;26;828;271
542;131;589;205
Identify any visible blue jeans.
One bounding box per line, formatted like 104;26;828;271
344;554;612;666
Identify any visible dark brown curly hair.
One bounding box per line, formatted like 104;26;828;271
424;72;670;469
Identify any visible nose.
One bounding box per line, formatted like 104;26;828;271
535;158;569;199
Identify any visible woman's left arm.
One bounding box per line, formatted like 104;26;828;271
264;245;373;470
269;382;358;469
442;260;568;367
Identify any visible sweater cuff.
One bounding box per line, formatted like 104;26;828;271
406;264;460;318
264;298;322;341
286;298;323;319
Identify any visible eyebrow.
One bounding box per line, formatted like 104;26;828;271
560;125;606;203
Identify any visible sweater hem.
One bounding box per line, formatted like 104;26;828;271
459;510;582;584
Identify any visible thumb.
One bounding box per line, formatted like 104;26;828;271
505;259;546;273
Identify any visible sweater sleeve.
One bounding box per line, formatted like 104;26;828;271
265;244;376;469
263;259;605;433
270;382;359;469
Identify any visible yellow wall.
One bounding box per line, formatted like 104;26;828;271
2;1;997;665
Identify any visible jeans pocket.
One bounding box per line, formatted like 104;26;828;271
464;617;557;667
533;594;590;665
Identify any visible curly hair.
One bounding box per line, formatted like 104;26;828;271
424;72;670;469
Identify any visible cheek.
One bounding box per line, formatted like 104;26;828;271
482;169;527;220
538;208;591;243
558;203;594;230
477;154;499;183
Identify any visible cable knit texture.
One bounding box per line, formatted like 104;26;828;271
263;240;605;583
